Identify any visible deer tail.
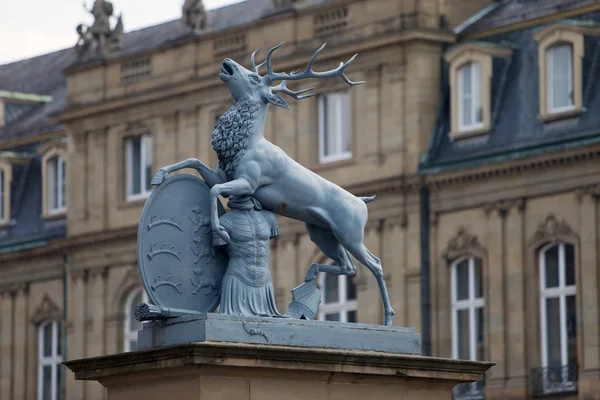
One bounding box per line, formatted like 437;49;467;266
360;195;376;203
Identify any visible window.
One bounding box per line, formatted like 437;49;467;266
318;91;352;163
318;272;357;322
539;243;577;392
458;62;483;132
546;44;574;113
38;321;62;400
451;257;485;399
124;287;149;352
125;134;153;201
47;156;66;215
0;161;11;225
0;168;5;223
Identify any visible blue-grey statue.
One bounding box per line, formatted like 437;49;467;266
151;42;395;326
214;194;283;317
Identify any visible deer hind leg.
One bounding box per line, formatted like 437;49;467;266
303;223;356;282
334;226;395;327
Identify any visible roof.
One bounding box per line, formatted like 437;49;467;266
0;0;330;251
0;0;328;146
459;0;600;37
0;143;67;253
421;11;600;173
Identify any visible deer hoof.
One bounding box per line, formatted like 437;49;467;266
151;170;167;186
304;263;318;282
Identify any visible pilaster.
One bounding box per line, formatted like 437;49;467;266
575;185;600;375
484;203;506;385
504;199;528;392
86;268;108;400
67;269;88;399
12;284;29;400
385;216;407;329
0;289;14;399
357;222;384;325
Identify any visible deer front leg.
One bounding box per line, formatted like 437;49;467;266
210;178;257;243
151;158;225;188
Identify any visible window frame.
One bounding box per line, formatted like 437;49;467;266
444;43;513;140
546;44;574;114
38;320;62;400
318;90;352;164
125;134;153;202
534;23;588;121
457;62;484;132
123;287;149;352
317;272;357;323
47;155;66;216
539;243;577;380
450;256;485;362
0;160;11;226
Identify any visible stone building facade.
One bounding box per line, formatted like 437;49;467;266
2;0;599;400
420;1;600;399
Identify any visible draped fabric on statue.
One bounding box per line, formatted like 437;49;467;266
214;195;283;317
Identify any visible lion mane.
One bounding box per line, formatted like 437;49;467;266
211;98;260;180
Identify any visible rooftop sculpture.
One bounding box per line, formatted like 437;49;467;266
75;0;124;58
137;43;395;326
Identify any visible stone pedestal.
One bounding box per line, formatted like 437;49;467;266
65;316;493;400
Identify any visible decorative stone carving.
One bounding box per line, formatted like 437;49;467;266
76;0;124;59
182;0;209;35
443;227;486;262
528;214;578;247
31;294;62;326
146;43;396;326
483;198;525;217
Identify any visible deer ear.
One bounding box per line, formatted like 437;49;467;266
264;93;290;109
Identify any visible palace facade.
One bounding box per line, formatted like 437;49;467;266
0;0;599;400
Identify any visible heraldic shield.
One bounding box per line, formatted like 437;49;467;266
137;174;228;318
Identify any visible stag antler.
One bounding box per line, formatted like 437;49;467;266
271;70;317;99
264;42;365;86
250;49;268;73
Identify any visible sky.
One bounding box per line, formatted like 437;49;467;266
0;0;244;65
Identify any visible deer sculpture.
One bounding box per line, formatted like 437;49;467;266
151;42;395;326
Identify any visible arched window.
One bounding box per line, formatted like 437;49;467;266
318;271;357;323
47;155;66;215
451;256;484;360
123;287;148;352
451;256;485;398
38;320;62;400
457;62;483;132
546;44;574;113
539;243;577;391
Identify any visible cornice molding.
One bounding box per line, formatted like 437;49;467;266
424;146;600;189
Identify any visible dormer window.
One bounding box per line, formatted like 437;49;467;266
47;155;66;215
533;22;599;121
458;62;483;131
40;141;67;218
445;42;513;140
546;43;574;113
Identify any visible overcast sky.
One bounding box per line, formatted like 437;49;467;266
0;0;244;65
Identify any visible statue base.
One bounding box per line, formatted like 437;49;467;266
137;313;421;354
65;340;492;400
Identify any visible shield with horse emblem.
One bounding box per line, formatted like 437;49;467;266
137;174;228;315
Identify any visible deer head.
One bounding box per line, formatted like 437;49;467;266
218;42;364;109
